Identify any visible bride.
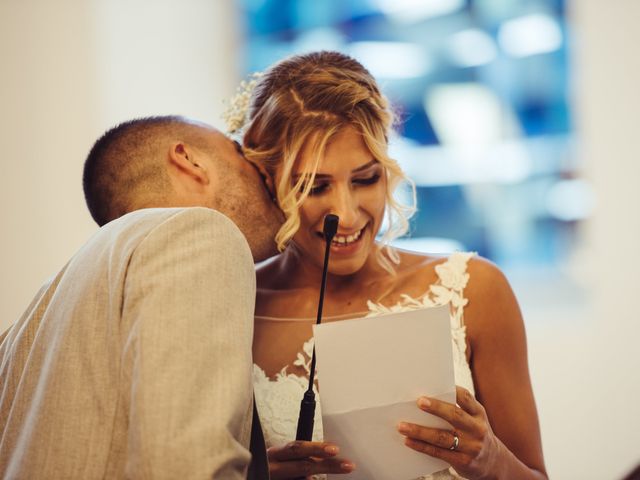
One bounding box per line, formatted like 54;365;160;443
230;50;547;480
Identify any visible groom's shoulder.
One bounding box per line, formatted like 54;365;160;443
80;207;250;266
105;207;246;246
107;207;237;234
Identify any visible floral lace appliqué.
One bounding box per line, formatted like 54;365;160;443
253;338;324;448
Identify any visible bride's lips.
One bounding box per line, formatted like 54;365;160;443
316;224;368;256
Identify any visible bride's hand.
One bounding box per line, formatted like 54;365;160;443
397;386;504;480
268;440;355;479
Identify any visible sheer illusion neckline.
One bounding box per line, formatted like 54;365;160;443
254;252;454;324
253;285;440;323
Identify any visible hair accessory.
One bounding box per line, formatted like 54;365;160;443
222;72;263;135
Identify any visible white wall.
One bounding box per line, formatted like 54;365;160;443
525;0;640;478
0;0;239;328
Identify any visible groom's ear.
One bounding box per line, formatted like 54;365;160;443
167;142;211;186
252;160;277;201
236;142;276;201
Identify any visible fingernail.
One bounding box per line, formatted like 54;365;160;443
418;397;431;409
324;445;339;455
397;422;410;434
341;461;355;471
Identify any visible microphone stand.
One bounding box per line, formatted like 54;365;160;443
295;214;339;445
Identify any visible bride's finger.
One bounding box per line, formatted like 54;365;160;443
397;423;463;452
455;386;483;416
267;441;339;461
403;437;467;468
270;457;355;479
416;396;474;431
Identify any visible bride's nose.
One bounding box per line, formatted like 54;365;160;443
328;186;360;228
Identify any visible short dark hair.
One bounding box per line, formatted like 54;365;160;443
83;115;200;226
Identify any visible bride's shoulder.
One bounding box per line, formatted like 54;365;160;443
393;249;508;292
464;255;512;294
457;257;524;343
388;249;449;295
393;248;467;278
397;249;497;274
396;251;518;329
394;248;445;269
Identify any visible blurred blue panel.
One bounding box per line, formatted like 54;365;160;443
398;105;439;145
411;186;490;258
245;38;294;71
242;0;295;36
340;12;394;41
291;0;340;29
517;101;570;136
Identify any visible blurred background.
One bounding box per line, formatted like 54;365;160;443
1;0;638;478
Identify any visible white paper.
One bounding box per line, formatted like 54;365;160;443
313;306;456;480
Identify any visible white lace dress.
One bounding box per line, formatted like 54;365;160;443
253;252;475;479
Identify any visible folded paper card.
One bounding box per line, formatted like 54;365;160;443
313;305;456;479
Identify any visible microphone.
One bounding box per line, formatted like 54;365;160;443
295;214;339;442
322;214;339;241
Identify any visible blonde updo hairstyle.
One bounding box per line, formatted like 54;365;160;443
242;51;415;273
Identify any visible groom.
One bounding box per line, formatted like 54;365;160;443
0;116;282;479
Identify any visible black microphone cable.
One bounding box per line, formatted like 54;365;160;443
295;213;339;442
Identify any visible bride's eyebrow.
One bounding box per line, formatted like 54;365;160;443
351;159;379;173
293;159;379;181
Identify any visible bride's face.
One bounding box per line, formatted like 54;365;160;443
289;125;387;276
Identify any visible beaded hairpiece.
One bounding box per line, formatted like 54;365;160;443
222;72;263;135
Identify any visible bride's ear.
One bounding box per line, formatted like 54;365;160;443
167;142;210;185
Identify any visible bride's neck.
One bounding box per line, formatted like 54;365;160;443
277;243;390;294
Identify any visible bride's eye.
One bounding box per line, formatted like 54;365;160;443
295;175;329;196
352;173;381;186
308;183;329;196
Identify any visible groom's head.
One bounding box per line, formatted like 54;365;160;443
83;115;283;261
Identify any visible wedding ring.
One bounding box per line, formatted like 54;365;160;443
449;434;459;451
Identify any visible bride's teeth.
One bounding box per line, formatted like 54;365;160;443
332;228;363;245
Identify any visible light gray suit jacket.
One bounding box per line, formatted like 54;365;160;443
0;207;269;479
